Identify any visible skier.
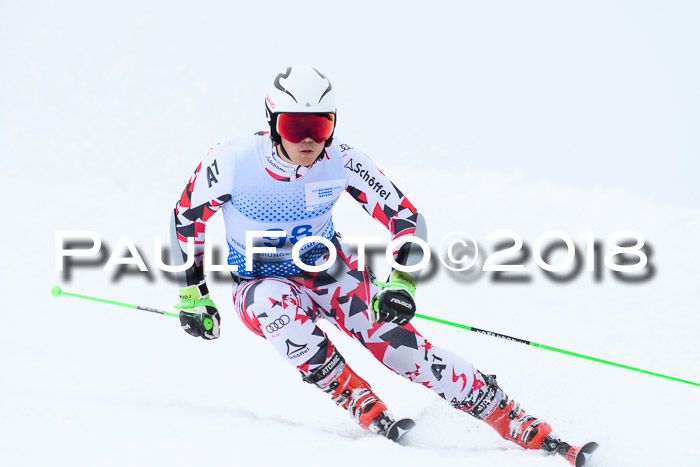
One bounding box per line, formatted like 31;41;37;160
170;65;595;465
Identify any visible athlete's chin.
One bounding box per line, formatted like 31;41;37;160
297;152;319;165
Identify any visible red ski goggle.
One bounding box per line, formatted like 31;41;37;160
277;113;335;143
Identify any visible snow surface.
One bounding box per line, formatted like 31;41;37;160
2;2;699;467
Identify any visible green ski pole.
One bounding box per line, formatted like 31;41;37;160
51;285;697;385
51;286;213;330
414;313;700;388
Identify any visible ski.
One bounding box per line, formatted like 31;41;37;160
572;442;599;467
556;441;599;466
542;434;599;466
385;418;416;443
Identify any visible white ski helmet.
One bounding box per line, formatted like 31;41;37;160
265;65;337;147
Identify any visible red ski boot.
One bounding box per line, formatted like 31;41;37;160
463;373;552;450
461;373;598;465
304;349;415;441
482;392;553;449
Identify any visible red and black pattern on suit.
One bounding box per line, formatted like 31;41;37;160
173;149;231;286
233;239;486;407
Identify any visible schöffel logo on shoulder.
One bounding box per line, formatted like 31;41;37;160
343;158;391;200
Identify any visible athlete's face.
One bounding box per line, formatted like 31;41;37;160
279;137;325;167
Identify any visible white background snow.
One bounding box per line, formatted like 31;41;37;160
2;1;699;466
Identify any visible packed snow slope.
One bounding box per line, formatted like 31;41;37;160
2;2;699;467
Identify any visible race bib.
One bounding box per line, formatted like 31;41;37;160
304;179;346;210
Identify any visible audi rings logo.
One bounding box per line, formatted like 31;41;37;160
266;315;291;333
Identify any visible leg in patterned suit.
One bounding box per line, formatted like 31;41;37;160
233;237;559;452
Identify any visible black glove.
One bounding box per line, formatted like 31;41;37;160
174;285;220;340
370;270;417;325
